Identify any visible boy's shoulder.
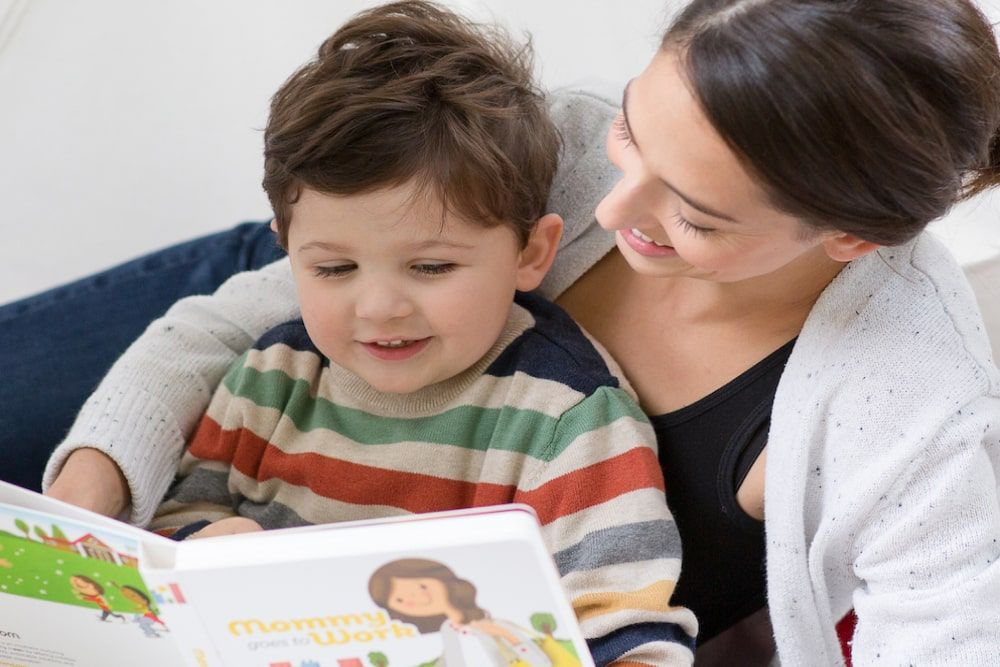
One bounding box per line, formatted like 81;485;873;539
489;291;625;397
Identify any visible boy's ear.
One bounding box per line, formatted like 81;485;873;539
516;213;563;292
269;219;278;233
821;231;881;263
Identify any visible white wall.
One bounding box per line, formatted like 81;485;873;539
1;0;998;317
0;0;671;303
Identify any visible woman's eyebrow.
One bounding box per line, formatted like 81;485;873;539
622;80;739;223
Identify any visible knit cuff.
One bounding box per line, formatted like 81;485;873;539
42;384;186;527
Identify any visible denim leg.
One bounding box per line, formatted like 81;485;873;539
0;221;283;491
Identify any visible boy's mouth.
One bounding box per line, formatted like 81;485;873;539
361;337;431;361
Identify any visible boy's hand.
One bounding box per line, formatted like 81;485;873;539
188;517;264;539
45;448;130;518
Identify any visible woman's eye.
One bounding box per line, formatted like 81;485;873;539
313;264;355;278
412;263;456;276
673;213;714;236
613;113;633;148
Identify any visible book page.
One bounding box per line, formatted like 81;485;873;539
0;502;186;666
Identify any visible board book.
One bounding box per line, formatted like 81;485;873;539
0;480;592;667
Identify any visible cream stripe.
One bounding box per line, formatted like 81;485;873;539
577;607;696;641
177;455;231;477
240;345;587;419
616;642;695;666
538;488;671;551
522;418;657;490
204;392;546;484
560;558;681;601
228;468;414;526
148;501;236;532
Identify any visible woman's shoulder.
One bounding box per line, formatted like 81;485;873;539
796;233;998;397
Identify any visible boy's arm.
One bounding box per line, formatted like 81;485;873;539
42;257;299;526
516;387;697;667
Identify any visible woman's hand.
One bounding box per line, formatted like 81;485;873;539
45;448;130;518
187;517;264;539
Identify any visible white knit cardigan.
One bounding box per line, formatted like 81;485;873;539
765;233;1000;665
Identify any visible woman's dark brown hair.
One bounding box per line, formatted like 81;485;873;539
663;0;1000;245
368;558;488;633
263;0;559;248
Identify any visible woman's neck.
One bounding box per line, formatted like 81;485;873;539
643;247;846;329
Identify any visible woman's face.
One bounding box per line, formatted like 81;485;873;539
596;49;833;283
386;576;450;618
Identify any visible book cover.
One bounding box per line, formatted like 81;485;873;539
0;481;591;667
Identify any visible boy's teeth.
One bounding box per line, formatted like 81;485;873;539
375;340;409;348
631;228;670;247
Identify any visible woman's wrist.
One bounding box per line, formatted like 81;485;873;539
45;447;130;518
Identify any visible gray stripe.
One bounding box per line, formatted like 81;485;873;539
238;499;313;530
553;519;681;574
166;468;235;508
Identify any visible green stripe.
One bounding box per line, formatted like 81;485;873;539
220;363;642;462
547;387;652;459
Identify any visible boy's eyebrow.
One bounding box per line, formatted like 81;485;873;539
297;239;476;253
622;81;739;223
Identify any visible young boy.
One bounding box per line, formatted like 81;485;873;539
150;2;696;664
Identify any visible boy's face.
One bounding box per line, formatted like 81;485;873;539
284;184;528;394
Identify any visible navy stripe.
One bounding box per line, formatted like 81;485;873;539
485;291;620;395
253;319;321;356
588;622;696;666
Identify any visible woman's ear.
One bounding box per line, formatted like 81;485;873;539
515;214;563;292
269;219;278;233
821;232;881;263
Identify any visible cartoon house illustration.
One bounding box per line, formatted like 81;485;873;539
72;534;125;565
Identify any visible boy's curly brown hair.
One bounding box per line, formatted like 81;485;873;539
263;0;560;249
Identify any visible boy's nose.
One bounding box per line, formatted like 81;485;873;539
354;283;414;322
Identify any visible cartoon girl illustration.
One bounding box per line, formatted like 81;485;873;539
116;584;169;637
68;574;126;622
368;558;554;666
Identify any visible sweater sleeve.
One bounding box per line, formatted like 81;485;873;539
147;355;256;535
515;386;697;667
848;394;1000;665
42;257;299;527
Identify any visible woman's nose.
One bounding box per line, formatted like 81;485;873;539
595;171;663;232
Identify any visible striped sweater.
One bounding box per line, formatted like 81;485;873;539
152;291;697;665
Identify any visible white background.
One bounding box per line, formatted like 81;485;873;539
1;0;999;307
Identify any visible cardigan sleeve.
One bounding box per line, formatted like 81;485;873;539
848;394;1000;664
42;258;300;526
516;386;698;666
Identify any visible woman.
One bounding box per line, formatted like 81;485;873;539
9;0;1000;663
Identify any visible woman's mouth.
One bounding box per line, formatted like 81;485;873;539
621;228;678;257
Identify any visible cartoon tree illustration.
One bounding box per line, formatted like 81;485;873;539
33;526;49;541
368;652;389;667
531;612;557;636
51;524;68;542
14;518;29;540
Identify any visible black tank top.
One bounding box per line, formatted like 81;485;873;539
650;338;795;643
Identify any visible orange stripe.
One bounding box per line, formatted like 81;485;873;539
512;447;664;525
187;419;520;514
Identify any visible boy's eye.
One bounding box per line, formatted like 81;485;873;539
313;264;355;278
412;263;456;276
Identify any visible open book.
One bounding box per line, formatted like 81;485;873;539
0;481;592;667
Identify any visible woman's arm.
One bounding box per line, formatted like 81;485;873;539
43;257;299;525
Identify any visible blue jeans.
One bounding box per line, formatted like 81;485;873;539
0;222;282;491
